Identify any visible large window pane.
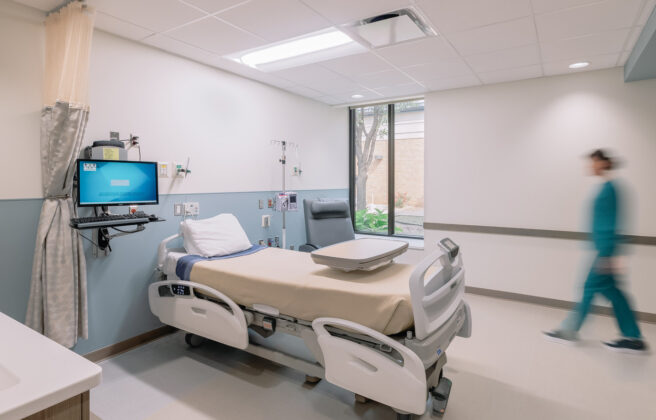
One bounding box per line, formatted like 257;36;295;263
394;100;424;237
353;105;389;233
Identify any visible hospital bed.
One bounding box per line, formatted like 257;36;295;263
149;236;471;419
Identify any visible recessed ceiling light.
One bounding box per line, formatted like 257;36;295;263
229;28;366;72
569;62;590;69
351;94;364;99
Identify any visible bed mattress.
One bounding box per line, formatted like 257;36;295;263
185;247;415;335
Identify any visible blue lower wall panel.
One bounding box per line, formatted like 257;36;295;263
0;189;347;354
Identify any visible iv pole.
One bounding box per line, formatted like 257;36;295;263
280;140;287;250
272;140;288;249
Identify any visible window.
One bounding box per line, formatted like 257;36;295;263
350;99;424;238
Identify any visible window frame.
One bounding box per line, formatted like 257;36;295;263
349;98;424;239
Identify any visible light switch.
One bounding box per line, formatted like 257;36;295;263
158;162;169;178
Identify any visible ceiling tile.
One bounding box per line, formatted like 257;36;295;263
625;26;645;51
540;28;630;62
87;0;205;32
372;82;427;98
535;0;644;41
11;0;64;12
94;11;154;41
353;70;414;89
637;0;656;26
166;16;263;55
270;64;341;84
303;76;363;95
374;36;458;67
217;0;330;42
142;34;219;64
319;53;392;77
465;44;541;73
181;0;248;14
618;51;631;66
285;85;324;98
447;17;537;56
478;64;543;84
422;74;481;91
402;58;474;82
530;0;604;15
300;0;412;25
542;53;619;75
315;95;342;105
334;90;382;103
416;0;532;33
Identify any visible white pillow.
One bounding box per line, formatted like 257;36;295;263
181;213;252;257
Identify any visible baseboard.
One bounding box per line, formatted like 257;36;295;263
466;286;656;324
84;326;177;363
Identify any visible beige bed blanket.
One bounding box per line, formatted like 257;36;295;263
188;247;415;335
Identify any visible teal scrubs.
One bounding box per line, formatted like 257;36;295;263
563;180;642;338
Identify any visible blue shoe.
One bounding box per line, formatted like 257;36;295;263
602;338;649;354
543;330;579;345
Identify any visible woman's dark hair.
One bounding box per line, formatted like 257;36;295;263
589;149;614;170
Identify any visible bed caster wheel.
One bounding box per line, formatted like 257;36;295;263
354;394;369;404
185;333;205;348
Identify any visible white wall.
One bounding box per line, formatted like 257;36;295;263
0;2;348;200
423;68;656;314
0;1;44;200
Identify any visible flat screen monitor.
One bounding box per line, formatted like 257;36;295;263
77;159;158;207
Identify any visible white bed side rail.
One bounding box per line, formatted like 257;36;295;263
149;280;249;350
410;241;467;341
313;318;428;415
157;233;182;270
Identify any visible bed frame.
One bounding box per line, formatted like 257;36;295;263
149;235;471;419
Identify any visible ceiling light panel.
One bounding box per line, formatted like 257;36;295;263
229;28;366;72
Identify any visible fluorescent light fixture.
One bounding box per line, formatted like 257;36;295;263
229;28;366;72
351;94;364;99
569;62;590;69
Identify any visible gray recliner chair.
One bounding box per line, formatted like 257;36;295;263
299;199;355;252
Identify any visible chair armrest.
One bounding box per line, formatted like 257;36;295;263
299;243;318;253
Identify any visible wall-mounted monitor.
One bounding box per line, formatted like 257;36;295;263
76;159;158;207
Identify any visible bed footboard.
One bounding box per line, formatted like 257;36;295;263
312;318;428;415
149;280;250;350
410;239;469;341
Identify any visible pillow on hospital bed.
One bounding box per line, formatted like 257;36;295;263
181;213;252;257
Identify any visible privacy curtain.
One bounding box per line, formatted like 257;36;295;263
26;2;95;348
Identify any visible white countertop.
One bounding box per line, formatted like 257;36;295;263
0;312;102;420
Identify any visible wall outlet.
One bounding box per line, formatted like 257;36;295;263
267;198;274;208
184;202;199;216
174;162;185;179
262;214;271;228
173;203;184;216
158;162;169;178
259;199;264;209
258;239;265;246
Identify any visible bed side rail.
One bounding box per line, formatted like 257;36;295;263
148;280;249;350
157;233;182;270
410;238;467;341
313;318;428;415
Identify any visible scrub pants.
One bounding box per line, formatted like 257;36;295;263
563;256;642;339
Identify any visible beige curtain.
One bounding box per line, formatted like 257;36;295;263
26;1;95;348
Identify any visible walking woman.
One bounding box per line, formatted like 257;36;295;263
545;149;647;354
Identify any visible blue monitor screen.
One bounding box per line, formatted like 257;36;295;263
77;160;158;206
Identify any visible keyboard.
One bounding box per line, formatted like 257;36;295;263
70;211;155;229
